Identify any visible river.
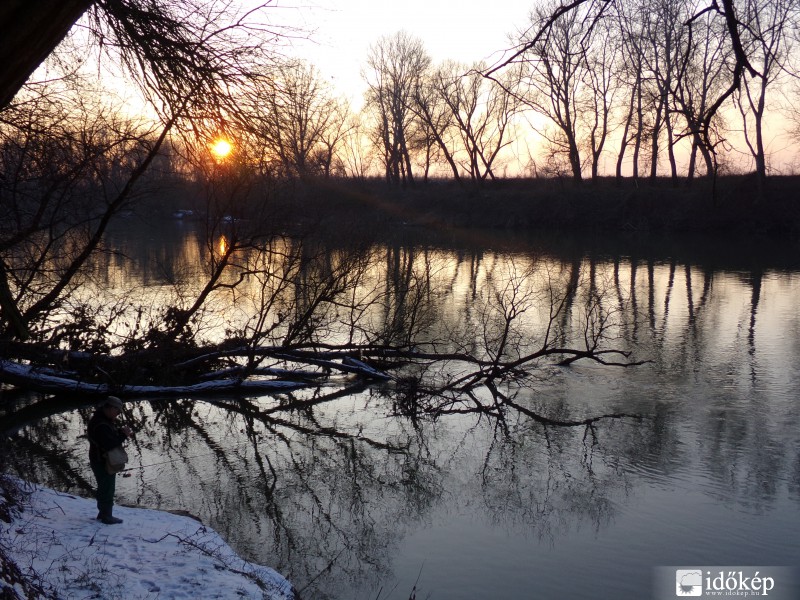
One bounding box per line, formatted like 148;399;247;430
2;219;800;599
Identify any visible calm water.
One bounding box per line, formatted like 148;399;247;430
2;221;800;599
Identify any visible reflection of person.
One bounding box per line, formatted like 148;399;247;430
87;396;132;525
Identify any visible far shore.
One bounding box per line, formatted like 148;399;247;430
282;175;800;236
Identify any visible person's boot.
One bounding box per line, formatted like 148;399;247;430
101;515;123;525
98;507;123;524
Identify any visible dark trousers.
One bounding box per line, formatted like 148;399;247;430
90;460;117;516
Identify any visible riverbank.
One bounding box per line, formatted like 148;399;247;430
289;175;800;236
0;478;295;599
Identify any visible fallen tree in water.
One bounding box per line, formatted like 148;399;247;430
0;293;645;431
0;344;393;397
0;94;644;424
0;339;640;398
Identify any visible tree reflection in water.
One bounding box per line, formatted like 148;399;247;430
2;382;659;598
4;232;800;598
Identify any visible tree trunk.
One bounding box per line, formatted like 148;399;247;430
752;76;768;200
569;142;582;183
615;97;632;182
687;139;698;185
649;95;664;184
0;0;94;109
699;139;714;177
401;139;415;187
633;81;643;181
665;110;678;185
0;261;28;340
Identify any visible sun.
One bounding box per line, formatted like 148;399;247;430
210;138;233;160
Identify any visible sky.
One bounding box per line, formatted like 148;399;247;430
286;0;536;103
2;481;295;599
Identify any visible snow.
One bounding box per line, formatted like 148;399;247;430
0;358;308;397
1;481;295;599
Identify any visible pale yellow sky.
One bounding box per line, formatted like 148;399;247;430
288;0;535;103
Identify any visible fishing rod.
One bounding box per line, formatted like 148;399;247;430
120;452;220;473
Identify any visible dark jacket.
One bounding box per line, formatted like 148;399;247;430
87;409;128;465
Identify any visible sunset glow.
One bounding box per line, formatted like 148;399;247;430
210;138;233;160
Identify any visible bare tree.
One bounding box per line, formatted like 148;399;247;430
734;0;798;192
338;112;377;180
363;31;431;187
672;4;731;182
250;61;347;179
612;0;647;181
640;0;686;183
505;0;625;182
426;61;522;183
488;0;761;185
584;15;621;180
0;0;288;341
675;0;760;183
0;75;172;341
315;97;353;178
613;0;732;184
513;1;593;182
410;66;462;182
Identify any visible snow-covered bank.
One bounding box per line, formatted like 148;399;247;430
1;481;295;599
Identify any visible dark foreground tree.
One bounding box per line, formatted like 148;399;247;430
0;0;287;341
0;0;92;109
0;0;285;113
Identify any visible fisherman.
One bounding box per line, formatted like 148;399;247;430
87;396;132;524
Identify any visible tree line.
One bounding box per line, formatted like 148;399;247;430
184;0;800;189
3;0;799;192
360;0;799;188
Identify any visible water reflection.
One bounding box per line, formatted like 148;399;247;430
3;226;800;598
218;234;229;256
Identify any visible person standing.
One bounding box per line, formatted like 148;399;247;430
87;396;132;525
